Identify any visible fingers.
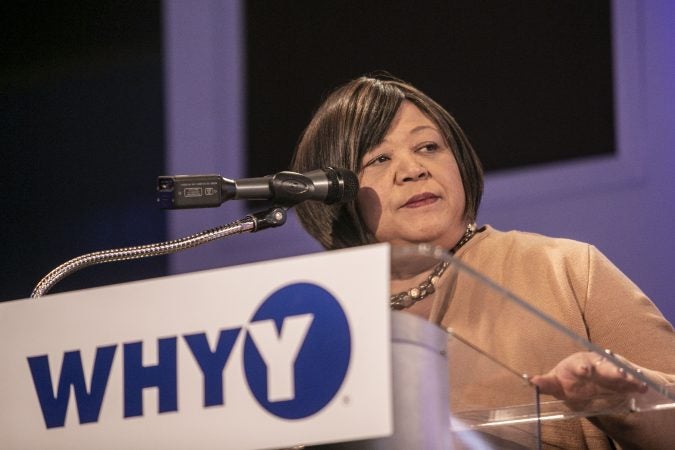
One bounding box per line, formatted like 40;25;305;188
589;351;648;393
530;350;649;404
529;373;564;398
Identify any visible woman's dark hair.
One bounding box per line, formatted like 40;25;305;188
290;75;483;250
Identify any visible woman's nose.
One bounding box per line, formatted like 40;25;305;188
396;157;429;183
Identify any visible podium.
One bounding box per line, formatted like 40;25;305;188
1;244;674;449
389;245;675;449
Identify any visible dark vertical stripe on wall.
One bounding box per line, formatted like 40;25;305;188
245;0;614;177
1;1;167;301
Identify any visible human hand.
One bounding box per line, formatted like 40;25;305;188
529;350;648;410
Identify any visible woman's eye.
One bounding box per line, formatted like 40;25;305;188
418;143;439;153
364;154;390;167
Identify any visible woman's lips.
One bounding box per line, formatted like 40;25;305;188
402;193;439;208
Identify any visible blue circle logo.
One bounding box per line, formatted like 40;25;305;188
243;282;351;419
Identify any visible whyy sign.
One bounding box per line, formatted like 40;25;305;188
0;245;392;449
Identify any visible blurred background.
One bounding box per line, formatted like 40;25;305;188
1;0;673;323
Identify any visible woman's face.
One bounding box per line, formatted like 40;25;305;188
357;101;467;248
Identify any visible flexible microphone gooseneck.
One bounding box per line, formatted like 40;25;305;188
32;168;359;297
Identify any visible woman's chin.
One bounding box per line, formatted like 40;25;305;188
389;232;448;248
402;225;464;247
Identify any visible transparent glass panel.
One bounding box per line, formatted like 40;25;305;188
390;244;675;448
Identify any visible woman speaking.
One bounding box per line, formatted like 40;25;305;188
290;75;675;448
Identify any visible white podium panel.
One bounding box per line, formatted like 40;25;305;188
0;245;392;450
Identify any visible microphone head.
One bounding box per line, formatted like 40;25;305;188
324;167;359;204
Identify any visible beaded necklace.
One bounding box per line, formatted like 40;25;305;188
389;223;477;310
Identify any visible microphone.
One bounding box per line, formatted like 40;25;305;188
157;167;359;209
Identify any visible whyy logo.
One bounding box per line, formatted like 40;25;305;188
27;282;352;428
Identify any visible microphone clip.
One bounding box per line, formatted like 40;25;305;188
248;206;288;232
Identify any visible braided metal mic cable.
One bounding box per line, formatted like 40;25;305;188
31;217;257;299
